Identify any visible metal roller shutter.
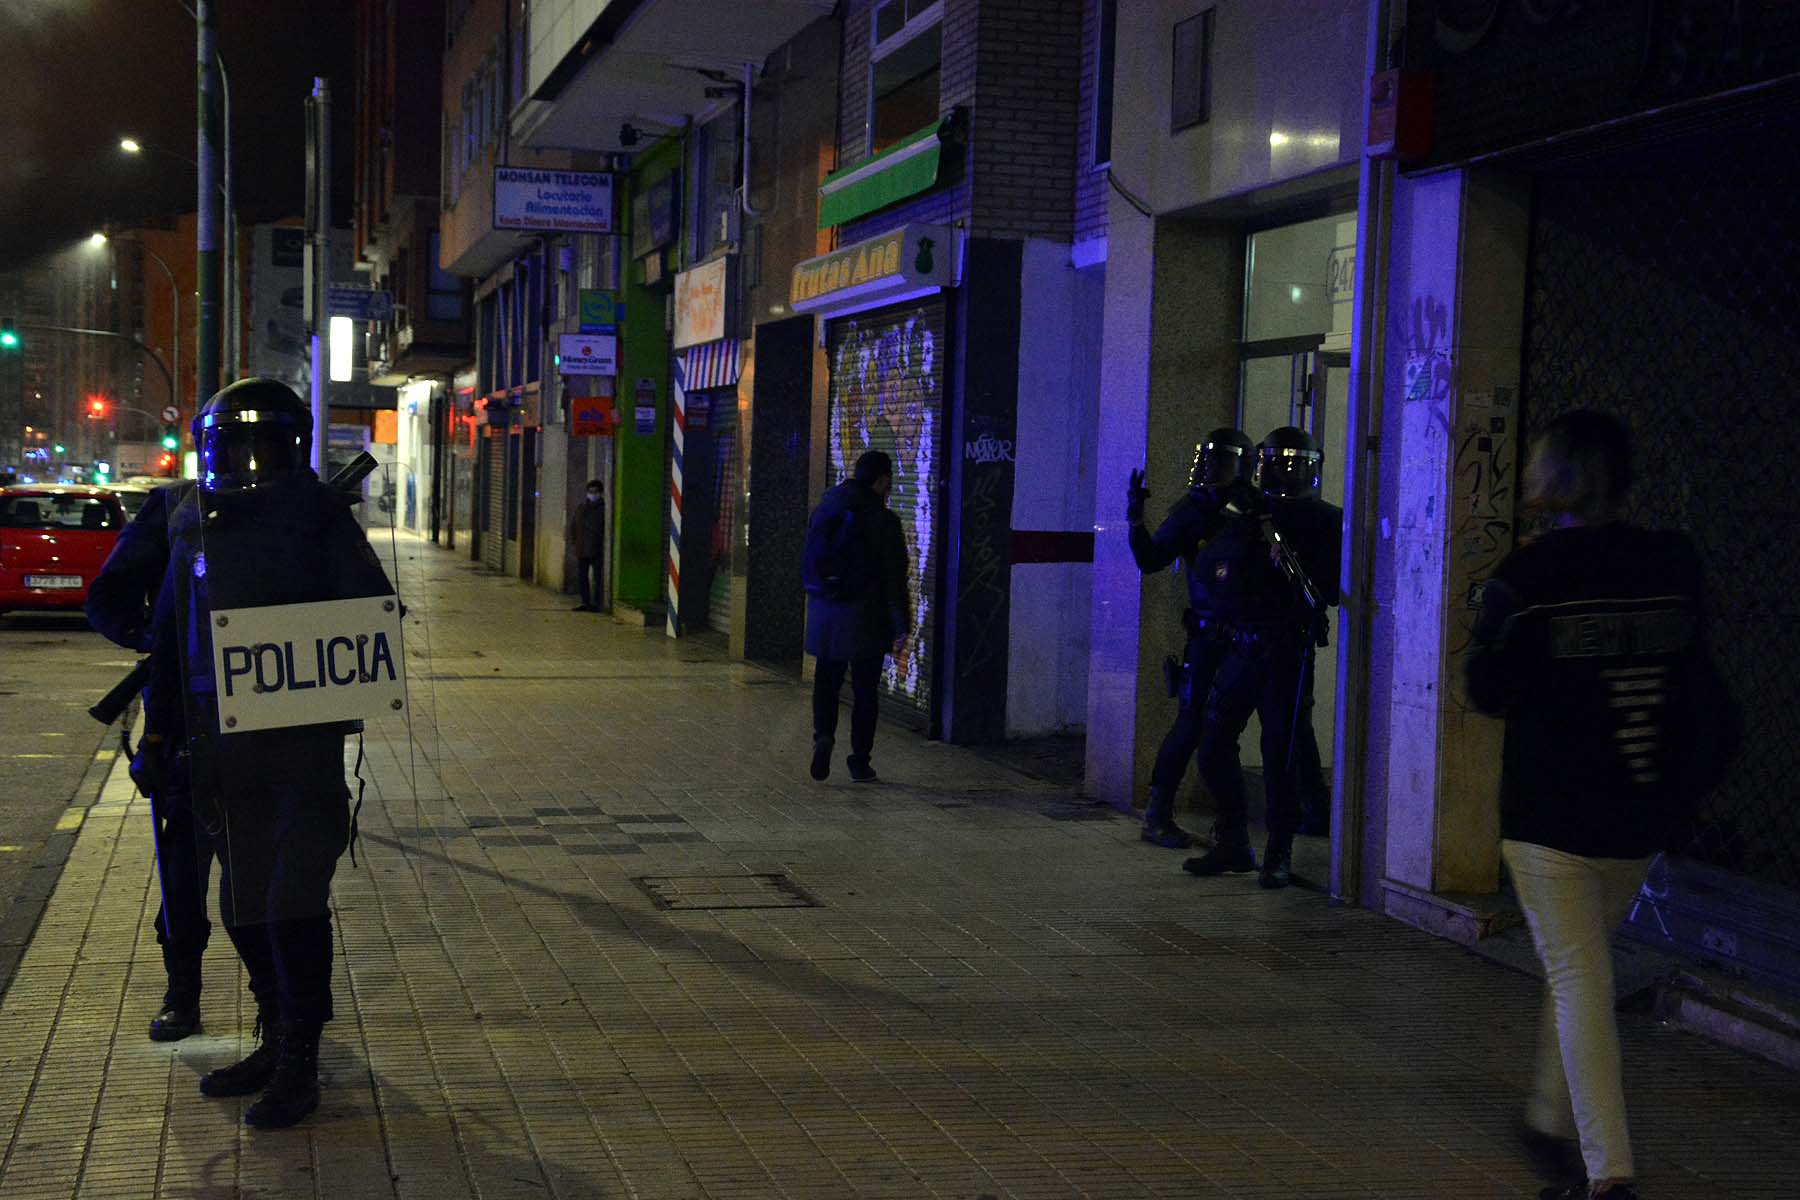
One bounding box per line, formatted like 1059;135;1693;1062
825;298;946;722
482;430;505;572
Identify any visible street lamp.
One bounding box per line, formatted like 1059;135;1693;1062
119;137;143;155
88;232;181;430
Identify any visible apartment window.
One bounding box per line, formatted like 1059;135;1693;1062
1171;8;1215;133
1094;0;1117;167
692;109;740;261
869;0;942;154
426;233;463;322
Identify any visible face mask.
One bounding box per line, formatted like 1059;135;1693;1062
586;491;600;502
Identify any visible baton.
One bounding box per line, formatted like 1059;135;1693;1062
88;658;151;726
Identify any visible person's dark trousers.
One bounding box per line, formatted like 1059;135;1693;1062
813;656;882;761
1293;672;1330;833
151;794;214;1007
576;556;603;609
224;914;336;1025
1149;632;1231;796
1196;629;1312;859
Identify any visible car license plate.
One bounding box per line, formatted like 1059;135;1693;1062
25;575;83;589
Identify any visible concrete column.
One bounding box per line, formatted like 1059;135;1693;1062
1370;167;1529;936
1085;204;1240;807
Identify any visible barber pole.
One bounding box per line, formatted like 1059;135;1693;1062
666;355;686;638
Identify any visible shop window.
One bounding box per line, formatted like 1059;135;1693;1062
1171;8;1215;133
870;0;942;154
692;110;741;261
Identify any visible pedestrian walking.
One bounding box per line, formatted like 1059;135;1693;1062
1124;427;1255;849
567;479;607;612
1182;426;1340;889
90;378;395;1130
802;450;909;783
1466;410;1734;1200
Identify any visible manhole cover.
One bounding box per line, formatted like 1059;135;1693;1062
633;873;820;911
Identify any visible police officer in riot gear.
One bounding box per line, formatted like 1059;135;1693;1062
1183;426;1341;889
1126;427;1256;847
88;378;393;1129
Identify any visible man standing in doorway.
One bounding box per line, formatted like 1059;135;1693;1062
568;479;606;612
803;450;910;783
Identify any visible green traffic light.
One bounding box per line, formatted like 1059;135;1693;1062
161;434;179;451
0;330;18;349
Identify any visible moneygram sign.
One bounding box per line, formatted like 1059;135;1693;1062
210;595;407;734
494;167;614;235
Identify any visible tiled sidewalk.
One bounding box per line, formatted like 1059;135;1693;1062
1;541;1795;1199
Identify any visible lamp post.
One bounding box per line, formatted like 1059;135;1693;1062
89;232;181;426
118;129;236;382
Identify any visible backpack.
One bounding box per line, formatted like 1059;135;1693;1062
802;505;863;602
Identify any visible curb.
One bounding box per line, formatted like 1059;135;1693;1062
1654;970;1800;1072
0;721;119;1000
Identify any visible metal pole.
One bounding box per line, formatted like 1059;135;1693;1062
195;0;221;406
220;53;237;382
308;77;331;473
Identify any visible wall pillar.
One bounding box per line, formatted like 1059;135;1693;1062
1371;167;1529;936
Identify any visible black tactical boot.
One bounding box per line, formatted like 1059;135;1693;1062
1258;839;1294;890
199;1006;281;1097
1140;788;1194;849
810;737;833;781
149;999;201;1042
1183;843;1257;876
244;1019;323;1130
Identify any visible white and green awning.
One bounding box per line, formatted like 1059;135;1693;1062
817;121;947;229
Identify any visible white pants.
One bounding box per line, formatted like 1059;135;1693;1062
1502;839;1654;1184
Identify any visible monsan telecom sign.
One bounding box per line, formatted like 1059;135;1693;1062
494;167;614;235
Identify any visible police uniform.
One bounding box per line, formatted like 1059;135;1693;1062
93;379;393;1131
1185;430;1341;888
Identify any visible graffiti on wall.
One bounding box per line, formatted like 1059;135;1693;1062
829;307;940;709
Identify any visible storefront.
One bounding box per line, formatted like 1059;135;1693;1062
791;223;962;729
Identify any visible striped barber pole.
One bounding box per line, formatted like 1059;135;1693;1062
667;355;686;638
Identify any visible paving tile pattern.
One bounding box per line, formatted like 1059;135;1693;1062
1;545;1796;1199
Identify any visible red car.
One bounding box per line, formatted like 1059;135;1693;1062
0;485;129;616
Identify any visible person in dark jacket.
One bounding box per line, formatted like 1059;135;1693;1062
803;450;910;782
88;378;395;1131
85;485;210;1044
567;479;606;612
1467;411;1726;1200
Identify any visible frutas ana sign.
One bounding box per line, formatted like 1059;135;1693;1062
789;223;960;315
211;595;407;734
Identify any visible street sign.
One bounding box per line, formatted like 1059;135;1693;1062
160;406;180;423
558;333;618;376
571;395;614;437
326;285;394;322
326;382;399;410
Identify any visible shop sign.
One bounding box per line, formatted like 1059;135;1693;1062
673;256;730;350
211;595;406;734
578;289;621;331
558;332;618;376
634;377;658;435
789;223;960;315
493;167;614;234
571;395;614;437
630;171;680;258
687;395;711;430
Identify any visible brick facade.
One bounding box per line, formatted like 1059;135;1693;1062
1074;0;1108;244
970;0;1084;241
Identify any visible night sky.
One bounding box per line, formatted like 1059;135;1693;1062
0;0;355;270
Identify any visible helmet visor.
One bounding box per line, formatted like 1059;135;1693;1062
199;413;304;491
1190;442;1245;490
1257;446;1322;496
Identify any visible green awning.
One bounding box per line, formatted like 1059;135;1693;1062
817;121;945;229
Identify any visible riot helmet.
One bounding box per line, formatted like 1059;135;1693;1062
1189;427;1254;492
193;378;312;493
1256;426;1323;499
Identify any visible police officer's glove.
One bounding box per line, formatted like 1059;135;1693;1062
1126;469;1151;524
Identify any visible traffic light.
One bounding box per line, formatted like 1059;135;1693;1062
161;423;180;452
157;452;176;474
87;395;107;418
0;318;18;349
